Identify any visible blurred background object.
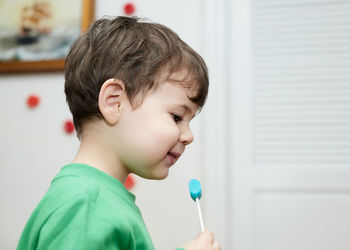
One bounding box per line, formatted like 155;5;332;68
0;0;94;72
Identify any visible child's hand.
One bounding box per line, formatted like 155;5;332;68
180;230;221;250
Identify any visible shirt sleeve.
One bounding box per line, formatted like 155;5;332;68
36;194;129;250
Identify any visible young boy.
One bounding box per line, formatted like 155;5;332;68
17;16;220;250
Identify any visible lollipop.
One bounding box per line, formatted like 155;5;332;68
189;179;205;232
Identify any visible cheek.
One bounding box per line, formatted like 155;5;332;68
147;118;180;146
118;110;180;155
122;122;179;166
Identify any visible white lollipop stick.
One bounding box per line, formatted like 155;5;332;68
196;198;205;232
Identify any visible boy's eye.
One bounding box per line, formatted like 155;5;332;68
172;114;183;122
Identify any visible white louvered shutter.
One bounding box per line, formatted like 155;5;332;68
252;0;350;167
229;0;350;249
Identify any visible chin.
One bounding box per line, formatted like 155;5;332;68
155;173;169;180
147;173;168;180
147;169;169;180
133;171;168;180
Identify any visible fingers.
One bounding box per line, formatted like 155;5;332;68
213;240;221;250
197;230;221;249
181;230;221;250
197;230;214;244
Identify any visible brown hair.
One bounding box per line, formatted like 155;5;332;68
64;16;208;137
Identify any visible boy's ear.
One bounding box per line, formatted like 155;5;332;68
98;78;126;125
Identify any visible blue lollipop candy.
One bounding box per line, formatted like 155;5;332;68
189;179;202;201
188;179;205;232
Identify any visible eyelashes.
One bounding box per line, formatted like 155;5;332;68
172;113;183;122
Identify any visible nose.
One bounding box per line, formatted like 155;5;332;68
180;125;194;145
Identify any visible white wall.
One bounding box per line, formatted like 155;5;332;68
0;1;224;250
0;73;79;250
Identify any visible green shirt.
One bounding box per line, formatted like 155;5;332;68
17;163;154;250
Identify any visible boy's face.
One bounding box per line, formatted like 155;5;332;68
114;70;199;180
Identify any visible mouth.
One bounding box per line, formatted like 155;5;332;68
167;152;181;165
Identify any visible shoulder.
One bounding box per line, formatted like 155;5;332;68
37;191;132;249
42;174;139;229
19;171;153;249
46;174;100;204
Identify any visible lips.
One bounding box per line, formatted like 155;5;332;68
167;152;181;165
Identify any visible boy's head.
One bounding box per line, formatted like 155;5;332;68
64;16;208;138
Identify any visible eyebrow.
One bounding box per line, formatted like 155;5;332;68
180;104;197;119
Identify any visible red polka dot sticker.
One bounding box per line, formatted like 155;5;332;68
26;94;40;108
123;2;136;16
124;174;135;190
63;119;75;134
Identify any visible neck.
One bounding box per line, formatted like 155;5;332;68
72;133;129;184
